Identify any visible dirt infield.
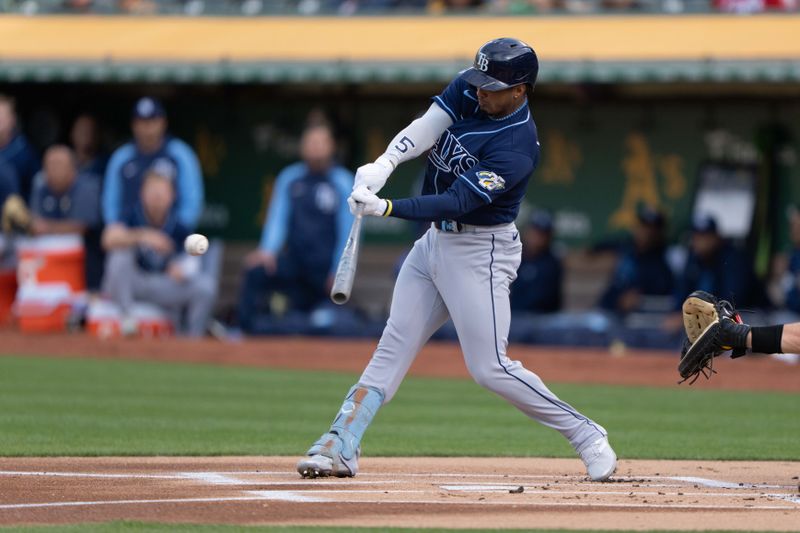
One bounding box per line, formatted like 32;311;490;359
2;331;799;392
1;457;798;530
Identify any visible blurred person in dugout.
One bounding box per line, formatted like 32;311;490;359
1;155;24;258
334;0;427;13
428;0;485;12
29;145;104;290
510;210;563;314
0;94;40;203
488;0;642;12
70;114;108;179
675;214;763;309
599;205;674;315
101;160;216;337
781;205;800;315
103;97;203;232
0;156;19;211
237;122;353;334
714;0;797;14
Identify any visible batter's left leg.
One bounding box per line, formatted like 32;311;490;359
297;229;450;478
437;231;616;481
297;384;384;478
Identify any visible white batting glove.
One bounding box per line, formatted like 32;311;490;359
353;155;394;195
348;186;389;217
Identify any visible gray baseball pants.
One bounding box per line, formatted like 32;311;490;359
359;223;606;452
103;248;216;337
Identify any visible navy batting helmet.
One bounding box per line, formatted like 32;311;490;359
461;38;539;92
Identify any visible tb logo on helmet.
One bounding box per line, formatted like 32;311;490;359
476;52;489;72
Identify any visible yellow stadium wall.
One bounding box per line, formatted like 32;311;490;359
1;15;800;62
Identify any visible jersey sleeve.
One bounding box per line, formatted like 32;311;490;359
456;150;535;204
388;151;534;221
167;139;205;230
431;75;479;123
259;164;300;254
102;144;136;224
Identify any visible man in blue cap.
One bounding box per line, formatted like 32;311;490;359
676;213;761;308
102;97;204;230
102;159;216;337
781;205;800;314
600;205;674;314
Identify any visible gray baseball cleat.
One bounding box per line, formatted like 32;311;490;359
579;436;617;481
296;452;359;479
296;432;360;479
296;454;335;479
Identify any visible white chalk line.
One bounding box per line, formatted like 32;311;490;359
0;471;759;491
251;491;324;503
293;498;796;511
769;494;800;505
248;490;426;495
1;493;794;511
210;471;798;488
178;473;243;485
0;471;185;480
439;485;780;498
3;470;794;494
668;476;784;490
235;480;406;486
0;496;267;510
1;471;792;489
672;476;800;507
0;470;405;486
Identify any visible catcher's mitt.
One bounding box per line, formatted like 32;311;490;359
678;290;750;384
1;194;31;234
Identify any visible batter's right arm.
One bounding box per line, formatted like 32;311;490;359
355;103;453;194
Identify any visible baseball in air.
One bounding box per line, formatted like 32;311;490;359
184;233;209;256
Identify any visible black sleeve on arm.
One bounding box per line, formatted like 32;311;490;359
388;178;488;221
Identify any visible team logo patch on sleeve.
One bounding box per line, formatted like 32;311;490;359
477;171;506;191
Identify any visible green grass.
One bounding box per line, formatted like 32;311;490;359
0;526;779;533
0;355;797;460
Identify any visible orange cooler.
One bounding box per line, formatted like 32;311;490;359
132;303;174;338
87;300;174;339
15;283;73;333
17;235;85;292
86;299;122;339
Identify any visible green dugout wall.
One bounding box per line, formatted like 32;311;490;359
8;82;800;252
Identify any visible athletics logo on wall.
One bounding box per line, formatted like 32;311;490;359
477;171;505;191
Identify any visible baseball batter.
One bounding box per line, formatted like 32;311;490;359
297;38;617;482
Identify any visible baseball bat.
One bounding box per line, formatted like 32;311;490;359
330;204;365;305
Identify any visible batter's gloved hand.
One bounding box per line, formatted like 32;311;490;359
353;155;394;195
348;186;388;217
678;290;750;384
2;194;32;234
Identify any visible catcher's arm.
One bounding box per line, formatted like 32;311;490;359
781;323;800;352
